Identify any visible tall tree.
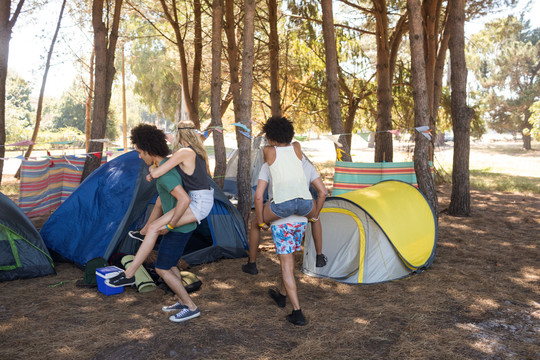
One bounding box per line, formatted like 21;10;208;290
17;0;67;178
371;0;407;163
0;0;25;185
468;16;540;150
407;0;438;216
159;0;203;128
81;0;123;181
448;0;472;216
210;0;226;187
236;0;256;226
321;0;351;161
421;0;450;153
268;0;281;117
85;46;95;152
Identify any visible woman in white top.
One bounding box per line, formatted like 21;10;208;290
257;116;317;231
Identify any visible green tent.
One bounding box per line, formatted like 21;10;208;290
0;192;55;282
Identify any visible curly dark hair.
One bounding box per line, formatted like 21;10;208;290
262;116;295;144
130;124;170;157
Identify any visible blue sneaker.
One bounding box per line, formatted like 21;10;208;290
169;307;200;323
162;302;186;312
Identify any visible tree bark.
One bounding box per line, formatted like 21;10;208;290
321;0;351;161
86;46;95;152
81;0;123;181
0;0;25;185
522;110;532;150
448;0;471;216
224;0;241;115
211;0;226;188
159;0;202;128
268;0;281;117
236;0;256;227
17;0;66;179
407;0;439;216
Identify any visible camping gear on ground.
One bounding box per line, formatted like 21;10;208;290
180;271;202;293
303;180;437;284
40;150;247;268
121;255;156;293
0;192;55;282
95;266;124;296
19;155;107;217
332;160;433;196
76;257;109;288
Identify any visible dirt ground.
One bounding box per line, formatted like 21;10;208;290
0;182;538;360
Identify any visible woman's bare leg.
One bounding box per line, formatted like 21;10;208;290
124;208;198;278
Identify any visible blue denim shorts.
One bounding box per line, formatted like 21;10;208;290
155;230;194;270
189;188;214;223
270;198;313;218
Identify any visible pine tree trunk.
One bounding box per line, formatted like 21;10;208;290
16;0;66;179
236;0;256;227
268;0;281;117
407;0;439;216
321;0;350;161
0;0;24;185
373;0;393;163
448;0;471;217
211;0;226;188
82;0;122;182
86;46;95;152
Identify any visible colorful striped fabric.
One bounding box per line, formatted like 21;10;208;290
19;155;107;217
332;160;433;196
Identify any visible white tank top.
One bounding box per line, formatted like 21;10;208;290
269;145;312;204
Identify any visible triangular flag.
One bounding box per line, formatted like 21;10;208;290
325;134;342;147
415;126;430;133
388;130;401;136
357;132;371;142
7;140;34;146
239;130;252;139
232;122;250;133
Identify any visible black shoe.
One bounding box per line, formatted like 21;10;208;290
286;309;306;326
316;254;328;267
128;230;145;242
268;289;286;308
106;272;135;287
241;261;259;275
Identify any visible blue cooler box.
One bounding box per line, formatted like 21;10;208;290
96;266;124;296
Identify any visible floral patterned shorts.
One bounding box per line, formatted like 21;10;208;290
270;222;307;255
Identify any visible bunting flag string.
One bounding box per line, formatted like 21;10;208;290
0;147;128;161
231;122;250;133
1;124;432;161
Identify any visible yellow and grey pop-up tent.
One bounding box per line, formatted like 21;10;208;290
303;180;437;284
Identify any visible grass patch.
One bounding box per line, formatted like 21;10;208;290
1;175;20;198
470;169;540;194
435;166;540;194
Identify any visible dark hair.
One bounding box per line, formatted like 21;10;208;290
262;116;295;143
130;124;170;157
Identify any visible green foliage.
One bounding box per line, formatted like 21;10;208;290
5;73;34;144
438;87;486;139
50;83;119;141
468;16;540;135
529;100;540;141
53;94;86;130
